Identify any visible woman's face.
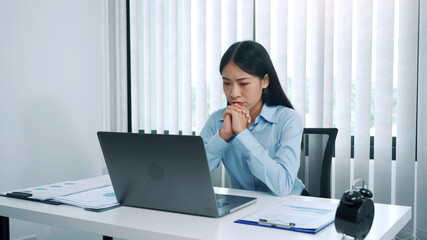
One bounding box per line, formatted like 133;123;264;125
222;61;269;112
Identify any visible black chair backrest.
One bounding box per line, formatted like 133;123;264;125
298;128;338;198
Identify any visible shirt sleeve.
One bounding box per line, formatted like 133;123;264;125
199;111;231;173
232;111;303;196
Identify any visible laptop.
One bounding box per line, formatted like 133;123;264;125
97;131;257;217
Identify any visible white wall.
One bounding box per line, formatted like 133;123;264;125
0;0;108;239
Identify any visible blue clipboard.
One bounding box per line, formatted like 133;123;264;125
233;198;337;234
234;218;334;234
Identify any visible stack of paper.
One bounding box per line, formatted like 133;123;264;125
1;175;112;201
53;185;119;210
1;175;119;211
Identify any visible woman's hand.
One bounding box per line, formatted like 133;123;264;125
220;104;251;141
219;114;233;141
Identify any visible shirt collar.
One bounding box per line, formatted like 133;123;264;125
257;104;276;123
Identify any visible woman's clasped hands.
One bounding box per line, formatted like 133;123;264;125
219;104;251;142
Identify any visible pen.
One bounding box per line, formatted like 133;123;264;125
258;218;296;229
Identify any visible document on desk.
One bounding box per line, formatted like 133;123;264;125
52;185;119;211
235;198;337;234
0;175;116;211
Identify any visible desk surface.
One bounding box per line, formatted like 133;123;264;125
0;185;411;240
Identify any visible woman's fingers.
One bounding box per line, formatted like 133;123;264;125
230;110;250;134
232;104;250;119
223;104;250;119
222;109;249;120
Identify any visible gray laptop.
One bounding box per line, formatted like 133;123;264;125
97;131;256;217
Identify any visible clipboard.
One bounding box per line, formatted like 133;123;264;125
234;218;334;234
234;198;337;234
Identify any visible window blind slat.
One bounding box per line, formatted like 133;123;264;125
354;0;373;187
396;0;418;217
323;0;334;195
155;0;164;133
237;0;254;41
334;0;352;198
207;1;223;114
168;0;179;134
130;0;139;133
193;0;206;135
223;0;237;50
142;0;151;133
290;0;307;123
118;0;128;131
373;0;394;204
179;0;192;135
271;0;288;92
323;0;334;127
255;0;271;52
308;0;325;128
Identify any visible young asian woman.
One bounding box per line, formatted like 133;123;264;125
200;40;305;197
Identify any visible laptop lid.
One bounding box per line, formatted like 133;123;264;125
97;131;256;217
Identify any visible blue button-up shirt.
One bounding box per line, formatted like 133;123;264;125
200;104;305;196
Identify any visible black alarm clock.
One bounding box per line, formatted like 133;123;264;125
335;179;375;239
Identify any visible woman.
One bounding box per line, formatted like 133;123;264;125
200;41;305;196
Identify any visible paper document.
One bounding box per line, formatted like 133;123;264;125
1;175;119;211
53;185;119;210
1;175;111;201
235;198;337;234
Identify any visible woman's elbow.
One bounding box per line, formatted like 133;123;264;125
272;179;294;197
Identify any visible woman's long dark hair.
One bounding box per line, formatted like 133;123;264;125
219;41;294;109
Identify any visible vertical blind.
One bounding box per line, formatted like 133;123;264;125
353;0;373;201
373;0;394;205
334;0;352;199
130;0;423;236
290;1;307;125
395;0;419;235
417;1;427;236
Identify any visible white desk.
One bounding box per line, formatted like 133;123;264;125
0;186;411;240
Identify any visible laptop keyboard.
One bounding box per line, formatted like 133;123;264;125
217;201;229;208
215;194;229;208
215;194;225;200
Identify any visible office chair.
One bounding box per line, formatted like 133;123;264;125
298;128;338;198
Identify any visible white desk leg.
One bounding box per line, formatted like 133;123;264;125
0;215;9;240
